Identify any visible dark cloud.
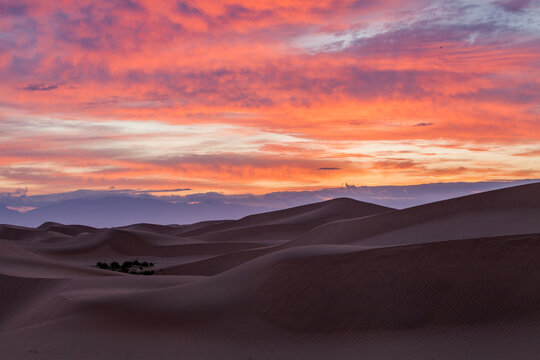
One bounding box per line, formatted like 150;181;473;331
318;167;341;170
347;22;507;57
52;10;113;50
342;68;431;99
8;54;41;76
223;5;272;20
21;83;58;91
153;65;459;105
454;82;540;104
116;0;144;12
414;122;433;127
495;0;533;12
349;0;381;9
51;6;180;52
84;97;120;107
176;1;203;16
225;5;252;19
0;1;28;16
218;5;273;23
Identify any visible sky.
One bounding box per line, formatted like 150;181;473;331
1;0;539;195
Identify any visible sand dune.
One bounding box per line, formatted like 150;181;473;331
0;241;119;278
1;183;539;359
257;234;540;332
158;183;540;275
177;197;393;242
289;181;540;247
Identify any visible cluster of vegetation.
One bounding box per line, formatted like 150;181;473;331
96;260;155;275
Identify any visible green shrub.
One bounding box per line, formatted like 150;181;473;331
96;262;109;269
94;260;155;275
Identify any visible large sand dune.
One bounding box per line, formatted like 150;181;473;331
1;184;539;359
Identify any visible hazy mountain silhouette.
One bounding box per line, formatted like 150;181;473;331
1;196;271;228
1;179;538;227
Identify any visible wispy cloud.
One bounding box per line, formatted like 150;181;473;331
21;83;58;91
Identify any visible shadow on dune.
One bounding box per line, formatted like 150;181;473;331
256;234;540;332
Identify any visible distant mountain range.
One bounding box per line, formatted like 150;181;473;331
0;196;271;228
1;179;538;227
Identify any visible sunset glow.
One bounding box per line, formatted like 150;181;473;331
1;0;539;194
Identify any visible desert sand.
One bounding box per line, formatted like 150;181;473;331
1;184;539;359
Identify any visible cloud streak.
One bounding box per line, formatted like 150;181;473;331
21;83;58;91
